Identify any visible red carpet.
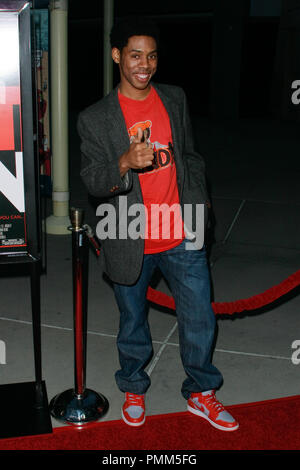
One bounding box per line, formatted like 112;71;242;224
0;395;299;451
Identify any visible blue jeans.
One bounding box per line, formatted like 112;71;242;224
113;239;223;400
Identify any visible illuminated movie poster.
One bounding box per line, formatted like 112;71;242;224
0;12;27;250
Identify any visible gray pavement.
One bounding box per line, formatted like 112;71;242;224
0;113;299;429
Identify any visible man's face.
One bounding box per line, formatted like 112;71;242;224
112;35;158;99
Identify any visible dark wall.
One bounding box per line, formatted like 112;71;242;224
239;19;279;117
68;16;213;114
68;14;279;118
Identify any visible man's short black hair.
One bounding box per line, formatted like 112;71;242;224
110;16;160;51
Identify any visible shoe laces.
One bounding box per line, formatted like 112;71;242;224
126;393;144;406
202;391;225;413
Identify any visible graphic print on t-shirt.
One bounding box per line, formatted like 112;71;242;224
128;120;175;174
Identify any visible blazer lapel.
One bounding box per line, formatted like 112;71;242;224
153;83;185;197
106;86;130;154
106;86;143;201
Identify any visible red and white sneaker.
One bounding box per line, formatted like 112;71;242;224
187;390;239;431
122;393;146;427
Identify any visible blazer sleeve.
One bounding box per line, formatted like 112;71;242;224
77;111;133;199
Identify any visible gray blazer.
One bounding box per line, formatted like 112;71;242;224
77;83;209;285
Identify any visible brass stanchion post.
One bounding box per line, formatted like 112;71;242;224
49;208;109;425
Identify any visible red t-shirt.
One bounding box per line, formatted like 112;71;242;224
118;86;184;253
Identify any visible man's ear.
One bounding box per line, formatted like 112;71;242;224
112;47;121;64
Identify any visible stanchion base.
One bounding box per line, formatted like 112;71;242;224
49;388;109;426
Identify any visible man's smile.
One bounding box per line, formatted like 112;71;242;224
134;72;151;82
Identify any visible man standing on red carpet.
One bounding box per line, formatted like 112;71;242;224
77;16;239;432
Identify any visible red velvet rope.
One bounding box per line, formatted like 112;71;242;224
146;269;300;315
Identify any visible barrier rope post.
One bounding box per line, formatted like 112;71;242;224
49;208;109;425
